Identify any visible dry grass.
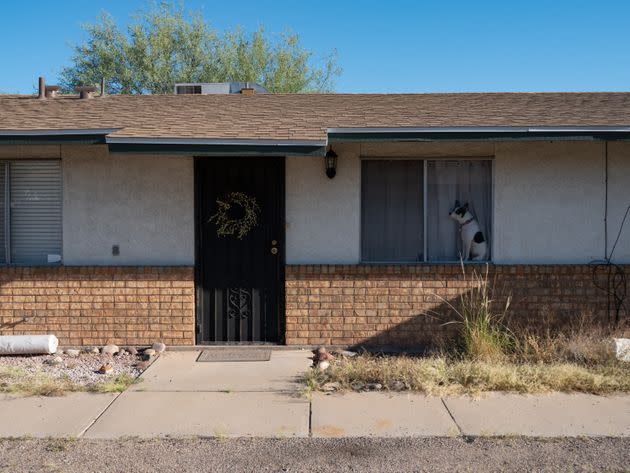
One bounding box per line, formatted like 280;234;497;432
304;354;630;396
511;313;627;365
0;367;138;396
88;374;138;393
0;367;81;396
304;263;630;396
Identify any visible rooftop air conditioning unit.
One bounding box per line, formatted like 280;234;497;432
174;82;269;95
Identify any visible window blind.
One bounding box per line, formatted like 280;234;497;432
8;160;62;265
0;163;5;264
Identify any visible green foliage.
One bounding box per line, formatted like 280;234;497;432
60;2;340;94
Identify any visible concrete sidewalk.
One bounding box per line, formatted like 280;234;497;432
0;393;117;438
0;350;629;439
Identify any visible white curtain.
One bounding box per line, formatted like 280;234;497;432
427;160;492;261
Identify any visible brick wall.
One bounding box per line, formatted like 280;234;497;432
1;264;625;348
285;264;626;348
0;266;195;347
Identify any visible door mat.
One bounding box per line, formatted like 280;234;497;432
197;348;272;362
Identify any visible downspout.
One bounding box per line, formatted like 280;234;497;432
604;141;608;260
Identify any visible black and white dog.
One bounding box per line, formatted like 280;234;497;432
448;201;487;261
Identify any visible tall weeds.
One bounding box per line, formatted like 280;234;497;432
439;263;623;365
441;263;512;361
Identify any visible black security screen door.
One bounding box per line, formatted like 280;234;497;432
195;157;285;343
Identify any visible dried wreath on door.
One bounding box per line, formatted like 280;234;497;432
209;192;260;239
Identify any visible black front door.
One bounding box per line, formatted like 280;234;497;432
195;157;285;343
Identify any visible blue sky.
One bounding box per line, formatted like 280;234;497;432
1;0;629;93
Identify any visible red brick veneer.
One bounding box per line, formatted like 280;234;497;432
0;266;195;346
285;264;624;347
1;264;625;348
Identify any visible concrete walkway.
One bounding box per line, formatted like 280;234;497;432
0;350;629;438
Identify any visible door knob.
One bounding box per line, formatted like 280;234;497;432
270;247;278;255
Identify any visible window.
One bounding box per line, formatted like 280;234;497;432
361;159;492;262
176;85;202;94
0;160;62;265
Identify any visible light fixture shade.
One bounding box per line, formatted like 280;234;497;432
325;149;337;179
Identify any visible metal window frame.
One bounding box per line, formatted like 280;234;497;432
423;160;428;262
359;156;494;264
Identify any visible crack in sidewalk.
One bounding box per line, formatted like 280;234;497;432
440;398;467;439
308;399;313;438
77;392;124;438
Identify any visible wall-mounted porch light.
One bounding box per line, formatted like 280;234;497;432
325;148;337;179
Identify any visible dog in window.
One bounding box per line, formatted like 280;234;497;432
448;201;487;261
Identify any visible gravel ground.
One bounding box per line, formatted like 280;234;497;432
0;437;628;472
0;352;144;386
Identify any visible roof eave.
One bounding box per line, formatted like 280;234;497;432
0;129;119;145
326;126;630;142
106;137;327;156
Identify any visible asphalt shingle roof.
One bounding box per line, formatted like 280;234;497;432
1;92;629;141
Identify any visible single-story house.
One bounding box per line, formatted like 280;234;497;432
0;82;629;347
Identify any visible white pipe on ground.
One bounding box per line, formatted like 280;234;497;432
0;335;59;355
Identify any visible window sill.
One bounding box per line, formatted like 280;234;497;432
360;260;493;265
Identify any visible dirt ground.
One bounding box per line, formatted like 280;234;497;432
0;437;628;473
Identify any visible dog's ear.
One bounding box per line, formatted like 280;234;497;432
463;202;469;209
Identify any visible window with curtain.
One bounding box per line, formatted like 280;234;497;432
361;160;424;262
361;159;492;262
0;160;62;265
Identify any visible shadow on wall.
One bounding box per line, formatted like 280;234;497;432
285;264;628;351
350;266;629;352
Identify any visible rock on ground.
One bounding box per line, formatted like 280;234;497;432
102;345;120;356
614;338;630;362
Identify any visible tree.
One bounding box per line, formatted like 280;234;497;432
59;2;340;94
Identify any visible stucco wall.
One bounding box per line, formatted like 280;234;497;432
286;141;630;265
285;146;361;264
62;146;194;265
493;141;606;264
6;140;626;266
606;142;630;263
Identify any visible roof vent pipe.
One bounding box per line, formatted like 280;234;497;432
45;85;60;98
38;77;46;100
76;86;97;99
100;78;106;96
